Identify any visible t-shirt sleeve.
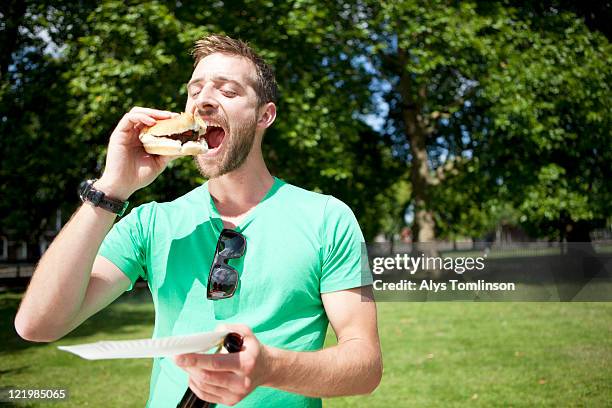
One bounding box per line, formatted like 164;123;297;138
98;203;155;291
320;196;372;293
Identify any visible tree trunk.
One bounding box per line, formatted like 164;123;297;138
397;50;436;244
397;49;442;278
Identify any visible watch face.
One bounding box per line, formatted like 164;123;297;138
79;180;93;201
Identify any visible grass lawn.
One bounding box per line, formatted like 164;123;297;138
1;289;610;407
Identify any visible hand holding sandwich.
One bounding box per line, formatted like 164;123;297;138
95;107;181;200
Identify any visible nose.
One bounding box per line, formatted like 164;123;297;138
194;83;219;115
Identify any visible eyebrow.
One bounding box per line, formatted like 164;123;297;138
187;75;247;91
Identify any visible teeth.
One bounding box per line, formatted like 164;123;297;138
204;121;222;128
195;113;225;135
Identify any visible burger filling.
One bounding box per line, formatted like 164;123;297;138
165;130;198;144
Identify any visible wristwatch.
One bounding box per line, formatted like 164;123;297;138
79;179;129;217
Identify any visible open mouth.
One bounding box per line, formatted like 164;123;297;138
203;125;226;149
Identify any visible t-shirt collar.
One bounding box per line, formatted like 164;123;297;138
205;176;284;234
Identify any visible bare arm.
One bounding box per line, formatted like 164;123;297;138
174;286;383;405
14;203;129;342
264;286;382;396
14;107;177;342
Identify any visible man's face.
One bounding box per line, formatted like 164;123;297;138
185;53;261;178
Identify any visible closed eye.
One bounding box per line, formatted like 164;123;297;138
221;90;238;97
188;85;201;98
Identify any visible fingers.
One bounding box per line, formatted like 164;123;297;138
216;324;263;357
175;352;241;372
187;371;250;406
194;370;246;391
175;325;260;406
188;378;224;403
127;112;157;127
133;122;146;133
129;106;178;118
114;107;178;134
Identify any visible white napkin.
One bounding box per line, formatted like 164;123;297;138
57;330;230;360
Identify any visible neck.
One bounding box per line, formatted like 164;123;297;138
208;145;274;217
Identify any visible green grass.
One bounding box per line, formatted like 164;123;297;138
325;303;611;407
1;290;154;408
1;290;610;407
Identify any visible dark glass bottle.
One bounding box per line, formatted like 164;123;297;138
177;333;244;408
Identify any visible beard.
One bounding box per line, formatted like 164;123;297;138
194;113;257;179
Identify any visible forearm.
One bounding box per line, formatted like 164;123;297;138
264;338;382;398
14;202;117;342
15;108;174;342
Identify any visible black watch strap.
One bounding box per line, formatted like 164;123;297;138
79;179;129;217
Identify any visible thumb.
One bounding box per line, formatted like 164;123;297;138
215;324;259;353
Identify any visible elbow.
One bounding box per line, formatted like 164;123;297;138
368;361;384;394
360;356;383;395
14;312;61;343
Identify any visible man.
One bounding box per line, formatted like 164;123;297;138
15;34;382;407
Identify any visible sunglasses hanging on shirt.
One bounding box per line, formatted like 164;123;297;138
206;229;246;299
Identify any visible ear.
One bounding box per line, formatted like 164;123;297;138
257;102;276;130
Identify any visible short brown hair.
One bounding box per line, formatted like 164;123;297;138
191;34;278;106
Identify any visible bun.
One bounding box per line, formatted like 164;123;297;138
139;112;208;156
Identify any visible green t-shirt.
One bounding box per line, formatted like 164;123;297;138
99;176;371;407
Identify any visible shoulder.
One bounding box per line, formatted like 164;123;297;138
276;180;329;204
143;184;209;222
120;200;158;225
323;195;356;219
277;180;358;230
278;180;353;210
155;184;208;211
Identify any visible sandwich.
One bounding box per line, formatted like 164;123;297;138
138;112;209;156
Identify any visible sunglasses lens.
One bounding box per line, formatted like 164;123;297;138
207;230;245;301
219;231;246;258
207;265;238;299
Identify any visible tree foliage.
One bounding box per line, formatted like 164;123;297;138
1;0;397;241
1;0;609;244
0;0;98;240
364;0;611;241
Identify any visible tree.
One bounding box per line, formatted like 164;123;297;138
363;0;611;242
1;0;399;242
4;0;609;247
0;0;98;241
471;3;612;241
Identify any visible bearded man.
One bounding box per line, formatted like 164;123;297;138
15;34;382;407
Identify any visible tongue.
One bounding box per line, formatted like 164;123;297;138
207;128;225;149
